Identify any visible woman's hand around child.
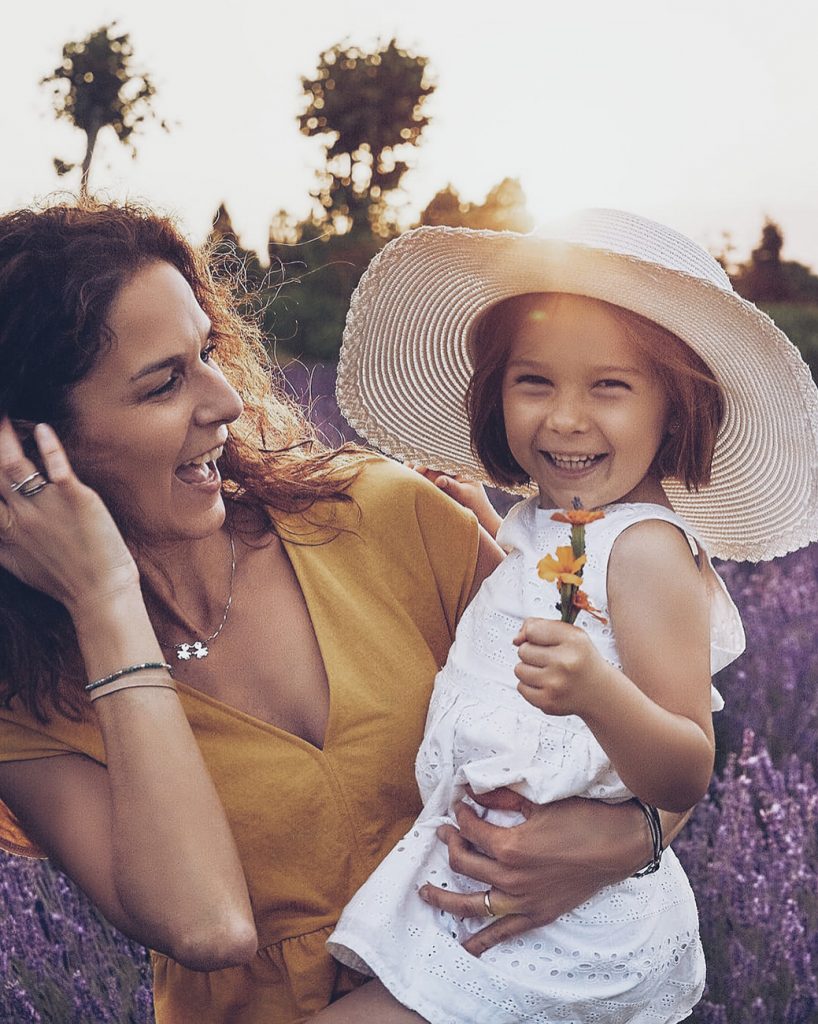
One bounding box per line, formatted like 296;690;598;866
406;462;502;538
512;616;611;717
420;788;655;956
0;418;139;616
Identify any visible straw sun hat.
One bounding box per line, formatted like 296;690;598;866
336;208;818;561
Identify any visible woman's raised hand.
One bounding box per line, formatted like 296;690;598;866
418;788;651;956
0;418;138;615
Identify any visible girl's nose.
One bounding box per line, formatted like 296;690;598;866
544;393;587;433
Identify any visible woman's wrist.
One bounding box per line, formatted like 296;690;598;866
558;797;656;885
71;586;165;681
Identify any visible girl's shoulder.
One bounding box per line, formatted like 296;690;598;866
602;503;746;680
496;497;697;560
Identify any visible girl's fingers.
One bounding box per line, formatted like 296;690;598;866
515;641;552;668
465;786;532;815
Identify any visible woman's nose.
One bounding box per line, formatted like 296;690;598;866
195;365;244;427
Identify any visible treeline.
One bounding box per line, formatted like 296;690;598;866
40;24;818;363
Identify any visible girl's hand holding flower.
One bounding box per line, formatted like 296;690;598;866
512;616;611;717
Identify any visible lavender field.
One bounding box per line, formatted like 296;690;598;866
2;362;817;1023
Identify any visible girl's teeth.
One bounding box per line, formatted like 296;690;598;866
551;454;597;469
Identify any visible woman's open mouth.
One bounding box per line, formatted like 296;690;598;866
175;445;224;486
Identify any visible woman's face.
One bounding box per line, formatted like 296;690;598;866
66;261;244;543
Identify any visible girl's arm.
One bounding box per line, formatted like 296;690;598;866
0;422;256;968
516;518;715;812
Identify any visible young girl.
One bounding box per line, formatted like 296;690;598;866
319;209;818;1023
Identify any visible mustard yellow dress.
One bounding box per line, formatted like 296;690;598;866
0;458;480;1023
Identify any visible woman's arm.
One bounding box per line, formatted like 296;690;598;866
419;789;690;956
0;422;256;968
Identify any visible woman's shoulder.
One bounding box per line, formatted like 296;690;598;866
343;455;478;534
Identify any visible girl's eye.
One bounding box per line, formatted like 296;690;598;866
516;374;552;386
596;378;631;390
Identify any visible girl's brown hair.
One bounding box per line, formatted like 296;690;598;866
467;292;724;490
0;196;361;722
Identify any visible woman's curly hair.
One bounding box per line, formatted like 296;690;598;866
0;196;361;721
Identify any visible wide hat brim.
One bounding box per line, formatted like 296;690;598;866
337;213;818;561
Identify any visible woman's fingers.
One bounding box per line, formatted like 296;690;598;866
420;878;518;918
417;879;541;956
461;913;537;957
434;822;505;888
33;422;73;484
0;417;39;499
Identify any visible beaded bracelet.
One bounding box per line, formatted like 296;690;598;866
632;799;663;877
84;661;172;694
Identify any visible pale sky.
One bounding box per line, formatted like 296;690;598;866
3;0;818;269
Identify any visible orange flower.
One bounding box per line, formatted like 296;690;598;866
537;547;586;586
572;589;608;624
551;508;606;525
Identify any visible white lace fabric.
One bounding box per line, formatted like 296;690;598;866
328;499;745;1023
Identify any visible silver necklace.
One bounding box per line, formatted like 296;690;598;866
157;530;236;662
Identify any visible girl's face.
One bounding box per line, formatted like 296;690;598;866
66;261;244;543
501;295;671;510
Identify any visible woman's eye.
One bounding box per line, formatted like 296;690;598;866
147;374;180;398
201;340;218;363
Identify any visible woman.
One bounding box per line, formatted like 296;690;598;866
0;198;686;1024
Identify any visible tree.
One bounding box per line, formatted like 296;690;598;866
42;23;167;194
299;39;435;236
420;178;534;233
208;203;264;291
265;213;382;361
732;218;789;303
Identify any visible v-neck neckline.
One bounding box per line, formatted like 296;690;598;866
174;524;335;753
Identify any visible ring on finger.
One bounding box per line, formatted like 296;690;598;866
10;471;49;498
483;889;497;918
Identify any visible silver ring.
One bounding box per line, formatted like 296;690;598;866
483;889;496;918
10;472;49;498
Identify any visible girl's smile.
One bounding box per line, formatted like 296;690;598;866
501;294;671;511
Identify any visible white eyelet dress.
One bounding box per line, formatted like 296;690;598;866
327;498;745;1024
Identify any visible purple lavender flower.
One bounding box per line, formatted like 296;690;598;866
0;851;154;1023
2;363;816;1020
677;732;818;1023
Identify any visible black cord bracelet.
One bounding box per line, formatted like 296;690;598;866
632;799;663;876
